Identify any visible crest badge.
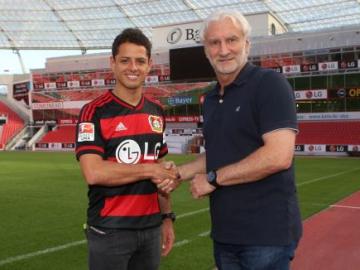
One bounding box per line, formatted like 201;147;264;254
148;115;163;133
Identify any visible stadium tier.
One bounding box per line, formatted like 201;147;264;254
0;100;24;149
39;125;76;144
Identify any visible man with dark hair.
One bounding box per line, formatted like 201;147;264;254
111;28;152;59
76;28;178;270
176;10;302;270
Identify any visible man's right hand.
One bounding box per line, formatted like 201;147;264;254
151;162;181;193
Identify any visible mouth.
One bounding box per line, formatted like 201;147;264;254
218;58;234;63
125;74;139;80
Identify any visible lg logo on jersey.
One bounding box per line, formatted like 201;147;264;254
115;139;161;164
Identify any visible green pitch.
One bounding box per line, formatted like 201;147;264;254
0;152;359;269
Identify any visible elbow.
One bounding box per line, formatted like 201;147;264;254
269;154;293;173
274;155;293;172
83;168;102;185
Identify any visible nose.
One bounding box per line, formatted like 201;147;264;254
128;60;138;71
219;41;230;56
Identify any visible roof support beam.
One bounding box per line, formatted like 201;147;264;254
42;0;86;53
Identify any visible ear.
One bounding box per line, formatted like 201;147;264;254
146;58;153;74
245;39;251;55
110;56;115;72
204;46;210;61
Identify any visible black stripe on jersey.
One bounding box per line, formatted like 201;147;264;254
110;91;145;111
81;92;112;122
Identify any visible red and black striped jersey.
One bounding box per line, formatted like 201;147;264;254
75;90;168;229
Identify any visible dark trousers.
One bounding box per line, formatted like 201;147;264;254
214;240;297;270
85;225;161;270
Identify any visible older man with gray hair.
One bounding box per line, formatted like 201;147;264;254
176;9;302;270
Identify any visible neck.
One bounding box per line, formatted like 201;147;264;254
217;62;247;94
113;85;142;106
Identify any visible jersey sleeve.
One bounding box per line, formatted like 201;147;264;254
75;104;105;161
157;111;168;159
256;70;298;135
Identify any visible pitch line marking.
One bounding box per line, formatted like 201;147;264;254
0;240;86;267
0;208;210;267
297;168;360;187
330;204;360;210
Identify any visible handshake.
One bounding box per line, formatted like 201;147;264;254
150;161;182;194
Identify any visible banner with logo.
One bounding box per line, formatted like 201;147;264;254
91;79;105;87
152;21;202;49
67;80;80;88
32;100;89;110
165;115;200;123
282;65;301;74
348;88;360;98
44;82;56;89
297;112;360;121
318;61;338;71
326;145;348;152
300;64;318;72
339;60;358;69
304;144;326;153
348;145;360;152
294;89;327;100
166;96;194;106
145;76;159;85
295;145;304;152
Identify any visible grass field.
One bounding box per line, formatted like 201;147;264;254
0;152;359;270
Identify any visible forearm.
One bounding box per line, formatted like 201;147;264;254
217;148;286;186
158;193;171;213
177;153;206;181
217;130;295;186
80;158;152;186
79;154;177;187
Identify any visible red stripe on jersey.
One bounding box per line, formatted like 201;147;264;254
76;145;104;155
81;92;112;122
100;114;163;139
158;146;168;158
106;155;159;164
100;193;160;217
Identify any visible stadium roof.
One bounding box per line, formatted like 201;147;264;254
0;0;360;51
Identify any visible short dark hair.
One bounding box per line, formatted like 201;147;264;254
112;28;152;59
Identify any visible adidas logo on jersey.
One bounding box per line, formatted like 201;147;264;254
115;122;127;131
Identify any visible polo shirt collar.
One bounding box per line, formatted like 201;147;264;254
208;62;255;98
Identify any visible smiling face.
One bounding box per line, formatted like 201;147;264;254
111;42;151;92
204;17;250;84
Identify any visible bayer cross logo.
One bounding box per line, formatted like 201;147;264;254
115;139;141;164
167;28;182;44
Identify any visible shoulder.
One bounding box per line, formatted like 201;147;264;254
82;91;112;109
79;91;113;121
144;95;164;110
251;65;282;82
258;67;286;83
252;67;290;93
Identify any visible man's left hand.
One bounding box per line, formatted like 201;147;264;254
161;219;175;256
190;174;215;199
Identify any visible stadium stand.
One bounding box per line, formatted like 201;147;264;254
39;125;76;144
0;100;24;148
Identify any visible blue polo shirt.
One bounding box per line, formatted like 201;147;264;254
203;63;302;245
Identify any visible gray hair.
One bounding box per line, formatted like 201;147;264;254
200;10;252;42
